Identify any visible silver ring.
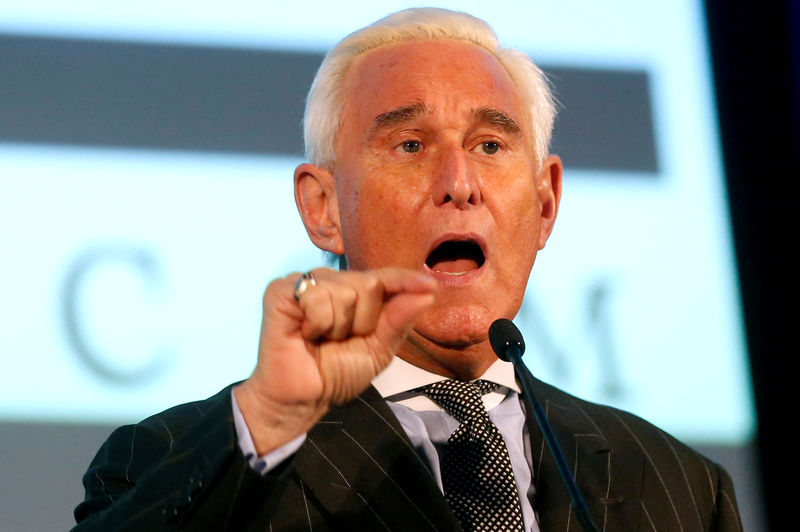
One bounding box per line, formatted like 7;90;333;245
293;272;317;301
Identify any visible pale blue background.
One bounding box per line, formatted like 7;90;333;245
0;0;753;446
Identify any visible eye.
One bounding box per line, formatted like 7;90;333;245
401;140;421;153
480;141;500;154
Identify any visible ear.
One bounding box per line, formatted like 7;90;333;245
536;155;563;250
294;163;345;254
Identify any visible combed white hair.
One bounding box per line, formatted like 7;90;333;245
304;7;556;170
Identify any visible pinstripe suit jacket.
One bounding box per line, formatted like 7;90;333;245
73;377;742;531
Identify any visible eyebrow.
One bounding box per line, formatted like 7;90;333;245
370;101;431;133
473;107;522;136
367;102;523;137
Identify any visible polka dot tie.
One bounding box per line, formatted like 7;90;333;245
422;379;524;532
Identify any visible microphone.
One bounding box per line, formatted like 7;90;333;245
489;319;599;532
488;318;525;363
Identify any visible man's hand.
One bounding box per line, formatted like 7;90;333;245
234;268;436;455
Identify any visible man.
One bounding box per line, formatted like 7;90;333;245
73;8;742;531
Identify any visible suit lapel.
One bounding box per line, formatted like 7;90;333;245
292;376;644;531
294;385;461;531
526;378;643;531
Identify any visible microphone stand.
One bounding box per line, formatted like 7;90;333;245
491;319;599;532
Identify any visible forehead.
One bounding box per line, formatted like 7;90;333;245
338;39;526;133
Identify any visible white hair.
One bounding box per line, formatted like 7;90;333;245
303;7;556;170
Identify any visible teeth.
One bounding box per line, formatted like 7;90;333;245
441;271;468;276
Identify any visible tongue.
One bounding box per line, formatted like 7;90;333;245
430;258;479;274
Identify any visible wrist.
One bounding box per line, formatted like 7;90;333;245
234;379;327;455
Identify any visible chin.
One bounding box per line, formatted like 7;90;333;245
413;305;492;348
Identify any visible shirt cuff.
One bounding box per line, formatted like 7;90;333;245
231;388;307;475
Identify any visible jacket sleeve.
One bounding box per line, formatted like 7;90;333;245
71;385;295;531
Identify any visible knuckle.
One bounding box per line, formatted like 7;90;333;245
343;286;358;309
263;276;289;304
302;288;327;311
306;299;333;328
363;275;383;299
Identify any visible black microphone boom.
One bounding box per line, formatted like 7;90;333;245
489;319;599;532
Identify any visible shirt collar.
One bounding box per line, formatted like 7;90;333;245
372;355;521;411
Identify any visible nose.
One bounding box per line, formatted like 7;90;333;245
432;145;482;208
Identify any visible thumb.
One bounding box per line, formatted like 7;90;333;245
373;292;435;352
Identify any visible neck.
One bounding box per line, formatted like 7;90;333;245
397;336;497;380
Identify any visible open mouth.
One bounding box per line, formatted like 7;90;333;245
425;240;486;276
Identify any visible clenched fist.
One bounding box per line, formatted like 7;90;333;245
234;267;436;454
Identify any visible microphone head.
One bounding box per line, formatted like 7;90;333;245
489;318;525;361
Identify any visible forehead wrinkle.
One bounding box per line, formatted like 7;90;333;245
368;100;431;136
473;107;522;136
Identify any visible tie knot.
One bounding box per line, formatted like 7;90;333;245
421;379;499;424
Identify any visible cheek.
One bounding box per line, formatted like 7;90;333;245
340;177;418;267
358;185;399;230
353;168;422;230
518;204;542;243
493;188;542;269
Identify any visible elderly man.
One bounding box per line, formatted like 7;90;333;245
73;8;742;531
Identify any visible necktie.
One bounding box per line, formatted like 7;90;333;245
422;379;524;532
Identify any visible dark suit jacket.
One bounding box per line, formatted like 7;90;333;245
73;377;742;531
